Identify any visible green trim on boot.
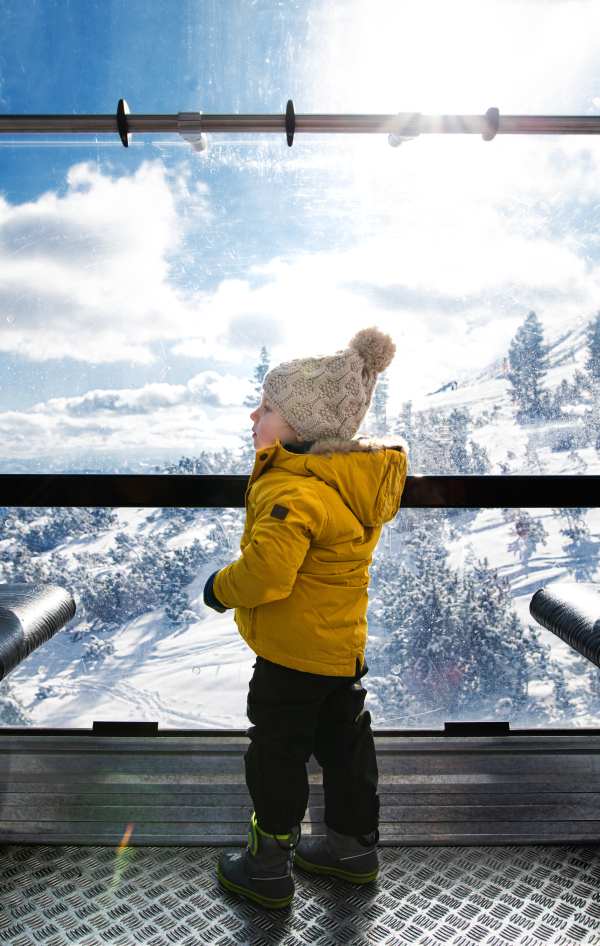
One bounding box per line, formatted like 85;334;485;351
218;813;300;909
218;850;294;909
294;835;379;884
247;811;296;855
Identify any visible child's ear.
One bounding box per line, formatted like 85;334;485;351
296;433;305;443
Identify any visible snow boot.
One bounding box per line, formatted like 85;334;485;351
218;812;300;909
294;827;379;883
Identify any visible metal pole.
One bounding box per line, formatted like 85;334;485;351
0;113;600;136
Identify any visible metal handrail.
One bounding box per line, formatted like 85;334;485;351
1;111;600;137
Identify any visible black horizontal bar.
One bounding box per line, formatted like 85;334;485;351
405;475;600;508
0;474;247;508
92;721;159;736
0;474;599;509
2;726;600;738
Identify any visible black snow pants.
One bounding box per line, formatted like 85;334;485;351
244;656;379;837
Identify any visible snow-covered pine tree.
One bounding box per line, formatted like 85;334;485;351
447;409;491;474
586;312;600;383
393;406;490;474
0;506;230;629
507;311;550;423
396;401;415;449
369;374;389;435
552;508;599;580
502;508;548;547
244;346;270;408
0;679;31;725
585;312;600;452
162;447;250;475
554;508;590;544
367;511;567;726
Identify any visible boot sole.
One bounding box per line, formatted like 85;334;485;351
218;863;294;909
294;852;379;884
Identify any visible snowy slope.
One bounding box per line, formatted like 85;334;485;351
5;508;257;729
414;322;599;476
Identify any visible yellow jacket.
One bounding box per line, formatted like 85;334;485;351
213;436;407;676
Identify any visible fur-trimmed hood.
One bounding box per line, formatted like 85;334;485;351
260;436;408;528
308;435;408;457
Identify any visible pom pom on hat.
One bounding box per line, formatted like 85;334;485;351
263;324;397;442
349;326;396;373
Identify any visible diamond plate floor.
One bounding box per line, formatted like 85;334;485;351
1;843;600;946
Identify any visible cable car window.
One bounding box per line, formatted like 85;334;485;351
2;503;599;730
1;0;600;728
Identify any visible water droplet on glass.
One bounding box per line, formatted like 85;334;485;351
576;316;584;325
38;666;46;674
192;666;201;675
391;666;402;676
4;519;12;529
6;315;14;323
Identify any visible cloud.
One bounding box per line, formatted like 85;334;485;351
45;371;251;416
2;132;600;420
0;372;253;463
171;135;600;408
0;160;210;364
187;371;254;407
218;313;285;350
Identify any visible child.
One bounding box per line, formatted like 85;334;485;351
203;326;407;909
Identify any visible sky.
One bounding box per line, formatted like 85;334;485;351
1;0;600;470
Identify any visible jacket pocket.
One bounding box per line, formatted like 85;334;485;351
247;607;256;642
234;606;256;644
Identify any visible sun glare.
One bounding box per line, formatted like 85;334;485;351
309;0;600;115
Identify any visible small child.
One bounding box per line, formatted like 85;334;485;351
203;327;407;909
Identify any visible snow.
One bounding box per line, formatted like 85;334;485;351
446;506;600;669
10;562;256;729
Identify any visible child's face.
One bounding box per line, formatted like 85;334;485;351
250;395;304;451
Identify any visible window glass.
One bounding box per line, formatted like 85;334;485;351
2;1;600;728
367;508;600;730
2;504;599;729
0;1;600;475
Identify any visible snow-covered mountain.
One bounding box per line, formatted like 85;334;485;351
2;321;600;730
412;321;599;476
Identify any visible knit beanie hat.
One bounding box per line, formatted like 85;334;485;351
262;326;396;442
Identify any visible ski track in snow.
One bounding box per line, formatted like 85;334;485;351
5;323;600;728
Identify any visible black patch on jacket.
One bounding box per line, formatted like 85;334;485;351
270;504;289;521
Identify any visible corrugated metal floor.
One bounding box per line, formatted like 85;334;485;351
1;842;600;945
